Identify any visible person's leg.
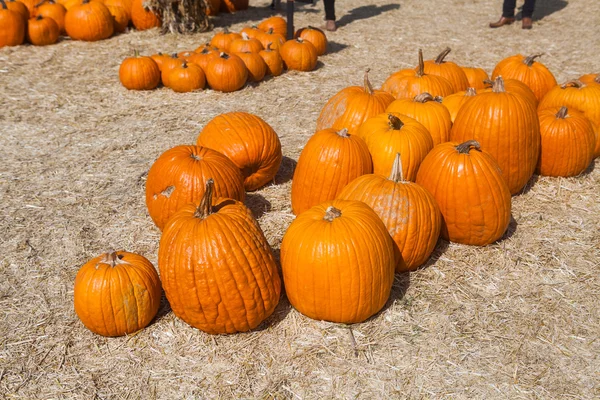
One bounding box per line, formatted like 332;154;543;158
502;0;517;17
323;0;336;31
522;0;536;18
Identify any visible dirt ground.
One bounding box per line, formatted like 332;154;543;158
1;0;599;398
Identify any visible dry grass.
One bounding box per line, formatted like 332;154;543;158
1;0;599;398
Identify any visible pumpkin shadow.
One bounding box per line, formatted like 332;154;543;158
578;159;596;176
335;4;401;28
254;292;293;331
245;193;272;219
274;156;297;185
212;4;319;29
326;41;349;55
501;214;518;241
420;238;450;270
516;0;567;21
152;291;173;324
515;173;539;196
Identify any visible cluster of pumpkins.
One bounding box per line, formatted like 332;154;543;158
74;47;600;338
119;17;327;93
0;0;161;47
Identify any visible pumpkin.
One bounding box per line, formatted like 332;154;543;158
482;78;538;108
197;112;282;191
256;27;285;51
204;52;248;92
219;0;247;13
64;0;113;41
104;0;131;18
279;38;318;72
423;47;470;92
291;128;372;215
450;76;540;194
166;62;206;92
386;92;452;145
194;42;218;53
27;14;59;45
74;251;161;337
382;49;454;99
158;179;281;334
461;67;489;90
131;0;160;30
356;113;433;180
145;145;245;230
106;3;128;32
491;53;557;102
295;26;327;56
259;43;283;77
316;69;395;134
209;28;241;52
187;47;219;72
119;50;160;90
229;31;264;53
159;53;183;87
441;87;478;122
240;25;262;39
234;51;267;82
0;0;25;47
338;153;441;272
257;15;286;37
537;106;595;177
177;50;195;60
150;51;168;70
16;0;35;15
281;200;395;323
5;0;29;22
416;140;511;246
34;0;66;33
579;73;600;86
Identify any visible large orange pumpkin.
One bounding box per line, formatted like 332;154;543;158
0;0;26;47
64;0;113;41
441;87;478;122
482;78;538;108
491;53;557;102
423;47;470;92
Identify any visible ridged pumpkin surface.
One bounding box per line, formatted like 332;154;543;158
64;0;113;41
422;47;470;92
119;50;160;90
281;200;395;323
279;38;318;72
441;87;478;122
0;1;26;47
416;141;511;246
461;67;489;90
492;53;557;102
482;78;538;108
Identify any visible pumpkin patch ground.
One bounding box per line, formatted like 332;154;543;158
0;0;599;397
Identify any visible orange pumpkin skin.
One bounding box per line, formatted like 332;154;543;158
119;50;160;90
64;0;113;41
279;38;318;72
160;53;183;87
416;141;511;246
482;78;538;108
204;52;248;93
450;77;541;195
197;112;282;192
27;15;59;45
219;0;247;13
356;113;433;180
579;73;600;86
74;251;162;337
0;1;25;47
382;49;454;99
295;26;327;56
386;92;452;145
17;0;35;15
234;51;267;82
150;52;168;70
240;25;262;39
423;47;470;93
291;128;372;216
461;67;489;90
229;32;264;53
256;28;285;51
34;0;66;34
492;54;557;102
338;154;441;272
166;62;206;92
104;0;131;19
145;145;245;231
209;28;241;52
537;107;595;177
259;44;283;77
187;47;219;72
257;15;286;37
441;87;478;123
281;200;395;324
316;70;395;134
158;180;281;335
106;4;128;32
131;0;160;30
6;0;29;22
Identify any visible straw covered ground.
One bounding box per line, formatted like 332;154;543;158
1;0;599;398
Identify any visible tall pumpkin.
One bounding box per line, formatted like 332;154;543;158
64;0;113;41
491;53;557;102
423;47;470;92
338;153;442;272
291;128;372;216
482;78;538;108
259;43;283;77
416;141;511;246
197;112;282;191
0;0;26;47
158;179;281;334
450;77;541;194
281;200;395;324
316;69;395;134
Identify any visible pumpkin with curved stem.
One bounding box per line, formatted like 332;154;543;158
64;0;113;41
229;32;264;53
291;128;372;215
205;52;248;92
279;38;318;72
0;0;26;47
256;28;285;51
416;140;511;246
234;51;267;82
166;62;206;92
338;153;441;272
491;53;557;102
159;179;281;334
386;92;452;145
357;113;433;180
482;78;538;108
5;0;29;22
258;15;286;37
119;50;160;90
131;0;160;30
441;87;478;122
145;145;245;231
197;112;282;191
450;76;540;194
382;49;454;99
27;14;59;45
209;28;241;52
317;70;395;134
461;66;489;90
295;26;327;56
259;43;283;77
281;200;395;323
423;47;470;92
74;251;162;337
537;106;595;177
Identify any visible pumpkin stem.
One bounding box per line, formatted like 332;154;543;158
36;14;43;20
416;49;425;77
194;179;214;219
219;52;230;60
414;92;435;103
388;153;405;183
181;62;188;69
241;32;250;40
0;0;6;9
267;28;274;34
556;106;568;119
561;80;583;89
101;251;129;268
465;87;477;96
492;76;506;93
265;42;273;51
523;53;543;67
388;114;404;130
336;128;349;138
134;49;140;57
363;69;374;95
434;47;451;64
223;27;230;34
323;206;342;222
595;75;600;84
200;48;211;55
456;140;481;154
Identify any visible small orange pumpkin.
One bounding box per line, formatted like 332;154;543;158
441;87;478;122
119;50;160;90
579;73;600;86
259;43;283;77
229;31;264;53
204;52;248;93
34;0;66;34
256;27;285;51
461;66;489;90
295;26;327;56
27;14;59;45
234;51;267;82
279;38;318;72
209;28;241;52
187;47;219;72
166;62;206;92
5;0;29;22
240;25;262;39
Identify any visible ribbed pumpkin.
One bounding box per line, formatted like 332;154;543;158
145;145;245;231
64;0;113;41
158;179;281;334
450;77;541;194
229;32;264;53
441;87;478;122
209;28;241;52
537;106;595;177
579;73;600;86
150;52;168;70
538;80;600;158
461;67;489;90
257;15;286;37
291;128;372;216
27;15;59;45
177;50;195;61
197;112;282;191
482;78;538;108
294;26;327;56
316;70;395;134
204;52;248;92
491;53;557;102
235;51;267;82
131;0;160;30
74;251;162;337
4;0;28;22
386;92;452;145
356;113;433;180
423;47;470;92
416;140;511;246
240;25;261;39
187;47;219;72
219;0;248;13
16;0;35;14
34;0;66;33
166;62;206;92
279;38;318;72
381;49;454;99
259;43;283;77
281;200;395;323
159;53;182;87
338;153;441;272
256;28;285;51
0;0;26;47
119;50;160;90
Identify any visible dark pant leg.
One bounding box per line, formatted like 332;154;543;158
502;0;517;17
324;0;336;20
522;0;536;18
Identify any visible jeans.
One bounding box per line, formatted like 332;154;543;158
503;0;536;18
